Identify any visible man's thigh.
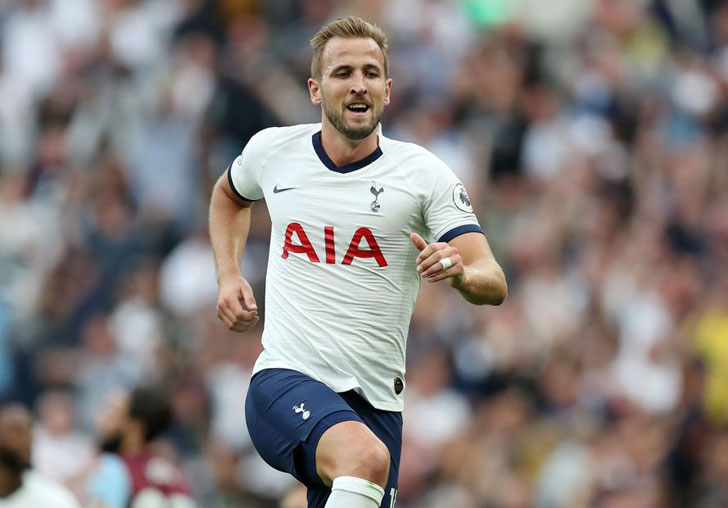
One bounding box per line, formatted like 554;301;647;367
245;369;362;488
306;390;403;508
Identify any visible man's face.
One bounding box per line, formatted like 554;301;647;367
309;37;392;141
0;406;32;472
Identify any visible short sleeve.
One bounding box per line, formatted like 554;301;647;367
227;129;273;202
86;454;131;508
423;161;482;243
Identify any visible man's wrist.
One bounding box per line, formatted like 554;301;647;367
216;267;242;283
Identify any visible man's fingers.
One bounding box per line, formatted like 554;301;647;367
218;294;257;327
217;301;238;327
233;308;258;321
416;242;449;268
219;304;258;332
230;293;258;322
216;275;259;332
217;309;233;328
409;232;427;252
241;289;257;312
426;266;459;283
419;249;458;276
222;292;246;316
231;316;259;333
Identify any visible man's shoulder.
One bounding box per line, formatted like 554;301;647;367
237;124;318;172
249;123;319;151
380;135;450;173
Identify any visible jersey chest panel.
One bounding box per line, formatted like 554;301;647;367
261;154;422;267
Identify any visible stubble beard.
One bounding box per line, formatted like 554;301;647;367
323;99;383;141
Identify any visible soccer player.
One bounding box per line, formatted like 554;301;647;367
209;16;507;508
0;402;80;507
85;386;194;508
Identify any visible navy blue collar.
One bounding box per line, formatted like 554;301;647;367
312;131;383;174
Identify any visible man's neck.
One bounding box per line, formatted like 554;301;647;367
320;122;378;167
0;468;23;498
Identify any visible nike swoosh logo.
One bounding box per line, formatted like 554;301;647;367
273;185;297;194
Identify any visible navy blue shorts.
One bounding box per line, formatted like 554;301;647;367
245;368;402;508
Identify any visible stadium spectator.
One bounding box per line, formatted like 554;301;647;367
85;385;194;508
0;402;79;507
31;389;94;492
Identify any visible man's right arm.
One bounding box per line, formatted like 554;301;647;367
209;171;259;333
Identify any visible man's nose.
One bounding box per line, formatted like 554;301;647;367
350;71;367;94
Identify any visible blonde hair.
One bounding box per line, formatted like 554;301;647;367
310;16;389;80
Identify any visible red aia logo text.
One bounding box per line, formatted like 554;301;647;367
282;223;388;267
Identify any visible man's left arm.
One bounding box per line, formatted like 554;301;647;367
410;232;507;305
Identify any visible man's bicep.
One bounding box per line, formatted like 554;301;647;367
226;142;265;202
216;168;255;209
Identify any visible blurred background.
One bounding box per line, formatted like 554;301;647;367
1;0;728;506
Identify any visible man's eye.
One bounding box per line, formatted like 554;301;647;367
366;72;379;78
336;72;350;78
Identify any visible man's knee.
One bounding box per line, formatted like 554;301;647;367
353;438;390;483
316;421;390;488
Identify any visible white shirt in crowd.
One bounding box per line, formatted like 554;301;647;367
0;470;80;508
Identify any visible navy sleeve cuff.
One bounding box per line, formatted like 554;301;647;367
438;224;484;243
227;166;259;202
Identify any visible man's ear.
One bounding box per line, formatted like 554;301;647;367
308;78;322;105
384;78;392;105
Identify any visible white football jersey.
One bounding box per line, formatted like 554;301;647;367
0;471;80;508
229;123;481;411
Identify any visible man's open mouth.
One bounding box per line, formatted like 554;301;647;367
346;103;370;113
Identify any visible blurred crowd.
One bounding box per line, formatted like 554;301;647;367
1;0;728;506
